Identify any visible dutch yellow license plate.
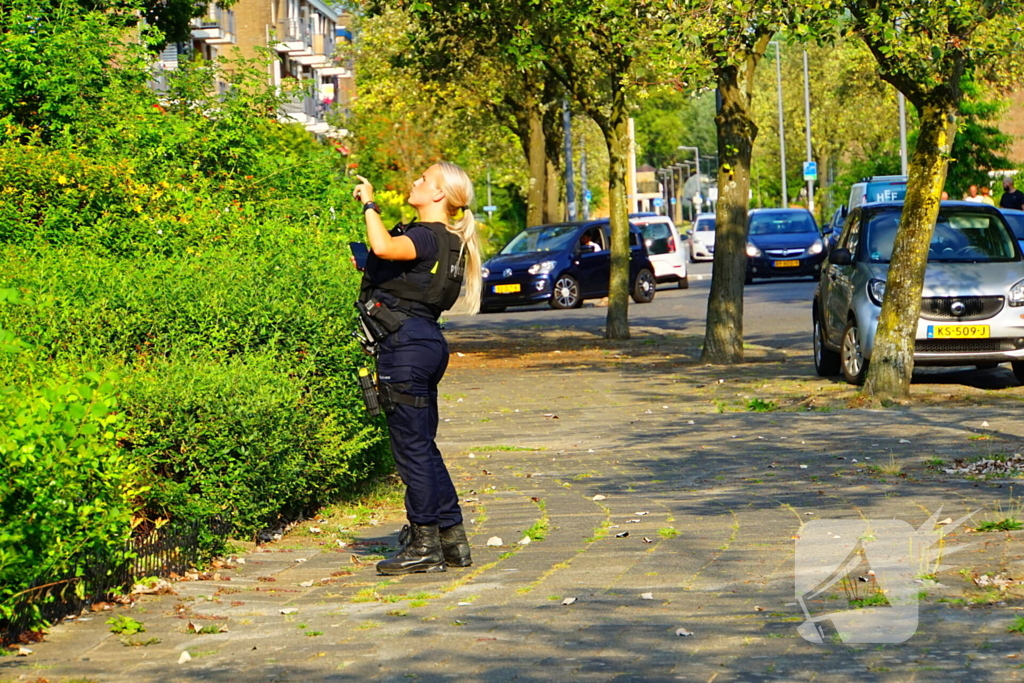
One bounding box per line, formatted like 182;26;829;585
773;260;800;268
493;284;521;294
927;324;990;339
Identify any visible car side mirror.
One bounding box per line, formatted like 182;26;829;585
829;248;853;266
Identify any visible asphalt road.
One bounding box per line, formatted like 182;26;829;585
446;257;820;353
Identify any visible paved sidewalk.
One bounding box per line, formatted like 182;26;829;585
5;329;1024;682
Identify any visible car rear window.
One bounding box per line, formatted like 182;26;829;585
748;212;817;235
864;210;1018;263
637;221;672;255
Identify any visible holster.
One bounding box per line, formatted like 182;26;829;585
378;381;429;415
355;298;404;343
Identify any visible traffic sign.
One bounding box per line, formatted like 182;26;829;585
653;197;663;208
483;205;498;212
803;161;818;181
584;190;593;202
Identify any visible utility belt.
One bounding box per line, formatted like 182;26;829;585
353;298;427;417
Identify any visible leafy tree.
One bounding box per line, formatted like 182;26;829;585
634;88;716;169
945;79;1014;199
402;0;695;339
529;0;697;339
844;0;1024;400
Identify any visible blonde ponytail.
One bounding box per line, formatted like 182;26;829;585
437;162;482;315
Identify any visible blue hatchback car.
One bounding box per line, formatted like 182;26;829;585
480;219;657;312
745;208;828;284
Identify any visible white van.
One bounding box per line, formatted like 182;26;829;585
847;175;908;212
629;215;689;289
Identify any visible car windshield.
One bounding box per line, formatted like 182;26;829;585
1002;213;1024;241
500;224;581;255
694;218;715;232
865;210;1018;263
637;221;672;254
749;212;817;235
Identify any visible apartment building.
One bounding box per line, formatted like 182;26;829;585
155;0;353;136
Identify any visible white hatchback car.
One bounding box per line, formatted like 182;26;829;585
689;212;716;262
630;215;689;289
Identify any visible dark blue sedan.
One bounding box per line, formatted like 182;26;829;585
480;220;656;312
745;209;828;284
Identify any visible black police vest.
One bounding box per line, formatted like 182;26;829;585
360;222;465;318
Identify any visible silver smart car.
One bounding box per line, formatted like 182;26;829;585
813;201;1024;384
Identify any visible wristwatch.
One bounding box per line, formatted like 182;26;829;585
363;201;381;214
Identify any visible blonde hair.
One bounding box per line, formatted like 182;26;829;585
437;161;482;315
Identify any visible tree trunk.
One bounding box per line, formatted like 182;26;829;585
604;112;631;340
863;97;958;400
702;66;757;364
526;101;545;228
544;156;562;223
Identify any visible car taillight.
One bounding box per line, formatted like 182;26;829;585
668;236;676;253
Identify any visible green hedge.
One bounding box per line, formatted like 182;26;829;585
0;348;141;627
0;10;390;631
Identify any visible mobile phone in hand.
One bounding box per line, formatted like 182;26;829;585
349;241;370;271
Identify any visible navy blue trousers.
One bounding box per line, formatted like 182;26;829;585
377;317;462;528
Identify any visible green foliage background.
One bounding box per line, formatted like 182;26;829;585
0;1;389;629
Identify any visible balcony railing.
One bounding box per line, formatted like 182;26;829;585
191;5;234;43
276;19;310;48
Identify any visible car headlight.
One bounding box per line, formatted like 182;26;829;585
1010;278;1024;306
807;239;824;255
746;243;761;258
481;266;490;279
868;278;886;306
528;260;557;276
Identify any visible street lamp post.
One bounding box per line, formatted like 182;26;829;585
772;41;788;208
678;146;701;212
802;50;815;215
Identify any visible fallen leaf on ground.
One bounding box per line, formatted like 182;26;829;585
675;628;694;637
518;537;531;545
299;580;314;587
280;608;298;615
486;537;503;546
178;651;191;663
643;537;653;543
592;495;606;501
641;593;653;600
562;597;577;606
615;531;629;538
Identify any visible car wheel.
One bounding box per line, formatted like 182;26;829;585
1012;361;1024;385
631;269;657;304
678;275;690;290
813;311;840;377
550;275;581;310
840;319;869;385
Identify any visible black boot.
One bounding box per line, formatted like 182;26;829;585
377;523;446;575
401;523;473;567
440;523;472;567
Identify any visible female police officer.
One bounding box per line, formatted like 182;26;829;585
353;162;482;575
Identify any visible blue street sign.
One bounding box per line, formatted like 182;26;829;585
653;197;663;208
483;205;498;212
584;190;593;202
670;198;677;205
803;161;818;182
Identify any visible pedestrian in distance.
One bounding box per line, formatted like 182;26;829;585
1000;177;1024;211
352;162;482;575
980;186;996;206
964;184;983;202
